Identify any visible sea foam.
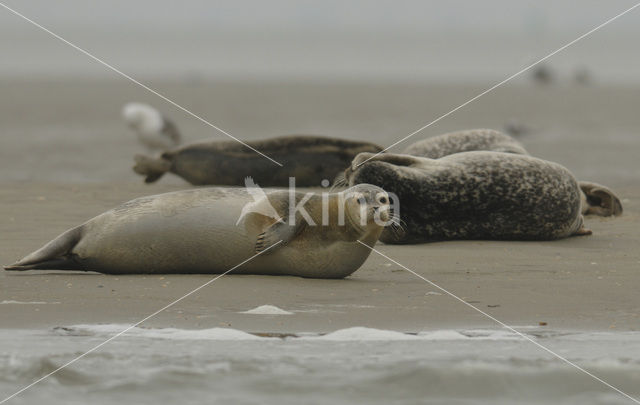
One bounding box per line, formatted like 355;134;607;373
54;324;266;340
52;325;525;342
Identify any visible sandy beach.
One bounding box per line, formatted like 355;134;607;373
1;80;638;333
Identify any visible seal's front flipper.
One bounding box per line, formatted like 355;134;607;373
255;220;303;254
579;181;623;217
573;226;593;237
4;226;83;271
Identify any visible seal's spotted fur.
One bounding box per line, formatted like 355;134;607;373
403;129;622;218
403;129;528;158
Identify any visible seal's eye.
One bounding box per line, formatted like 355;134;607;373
357;197;366;205
378;196;388;204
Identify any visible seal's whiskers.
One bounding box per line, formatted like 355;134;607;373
330;172;348;190
386;214;406;238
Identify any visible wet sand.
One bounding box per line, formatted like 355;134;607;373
1;80;638;332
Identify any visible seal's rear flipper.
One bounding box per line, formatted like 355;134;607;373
4;258;82;271
579;181;623;217
133;154;172;183
4;226;83;271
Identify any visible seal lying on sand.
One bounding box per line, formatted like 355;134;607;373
340;151;591;244
403;129;529;158
134;135;383;186
5;184;392;278
402;129;622;217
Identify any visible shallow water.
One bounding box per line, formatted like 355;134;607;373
1;325;640;405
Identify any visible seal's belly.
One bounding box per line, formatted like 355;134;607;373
234;241;374;279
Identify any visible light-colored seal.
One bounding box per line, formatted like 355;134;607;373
402;129;622;217
5;184;391;278
122;102;181;151
134;135;383;186
341;151;591;244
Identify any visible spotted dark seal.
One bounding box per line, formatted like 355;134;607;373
402;129;622;217
341;151;592;244
403;129;528;158
134;135;382;187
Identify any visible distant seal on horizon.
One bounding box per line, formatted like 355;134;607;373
122;102;181;151
5;184;392;278
340;151;592;244
402;129;622;217
133;135;383;186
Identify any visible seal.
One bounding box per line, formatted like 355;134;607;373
341;151;591;244
4;184;391;278
122;102;181;151
403;129;528;158
133;135;383;186
402;129;622;217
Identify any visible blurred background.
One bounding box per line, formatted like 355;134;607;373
0;0;638;184
1;0;639;83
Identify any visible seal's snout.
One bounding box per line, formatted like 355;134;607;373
349;152;376;172
373;206;390;222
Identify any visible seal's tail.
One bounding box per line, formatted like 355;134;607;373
579;181;623;217
4;226;83;271
133;154;171;183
